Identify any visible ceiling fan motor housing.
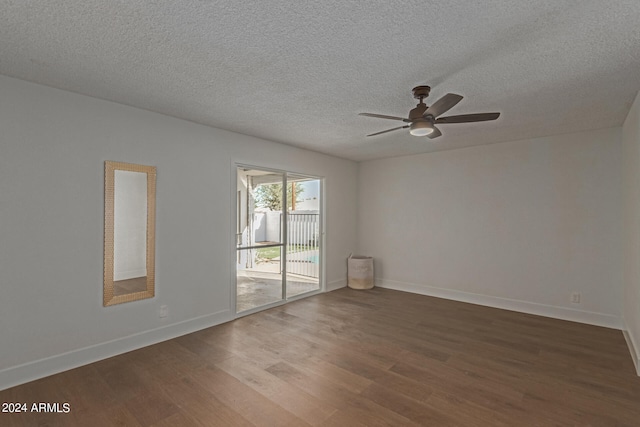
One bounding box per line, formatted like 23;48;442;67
409;104;428;120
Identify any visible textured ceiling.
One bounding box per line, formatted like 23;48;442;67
1;1;640;161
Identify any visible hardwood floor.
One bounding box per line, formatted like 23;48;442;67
2;287;639;426
113;276;147;296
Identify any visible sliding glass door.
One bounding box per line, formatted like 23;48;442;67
285;174;321;299
236;167;321;313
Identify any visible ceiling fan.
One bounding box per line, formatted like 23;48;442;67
360;86;500;138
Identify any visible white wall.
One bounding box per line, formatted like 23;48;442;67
0;75;357;390
358;128;623;328
622;91;640;374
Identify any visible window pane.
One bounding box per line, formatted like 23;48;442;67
236;247;283;312
286;176;321;298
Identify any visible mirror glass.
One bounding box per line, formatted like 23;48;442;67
104;161;156;306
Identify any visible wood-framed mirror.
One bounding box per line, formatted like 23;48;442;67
104;161;156;306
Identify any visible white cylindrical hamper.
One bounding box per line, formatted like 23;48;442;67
347;254;374;290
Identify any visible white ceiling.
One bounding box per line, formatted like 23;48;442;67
1;1;639;161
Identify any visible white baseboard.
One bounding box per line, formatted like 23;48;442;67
623;329;640;376
375;278;622;330
326;278;347;292
0;309;232;392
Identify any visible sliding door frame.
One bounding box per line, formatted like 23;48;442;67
231;162;324;318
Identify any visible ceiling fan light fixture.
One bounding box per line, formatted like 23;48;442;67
409;121;434;136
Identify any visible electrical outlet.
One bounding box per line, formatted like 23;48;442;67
570;292;581;304
159;305;168;318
